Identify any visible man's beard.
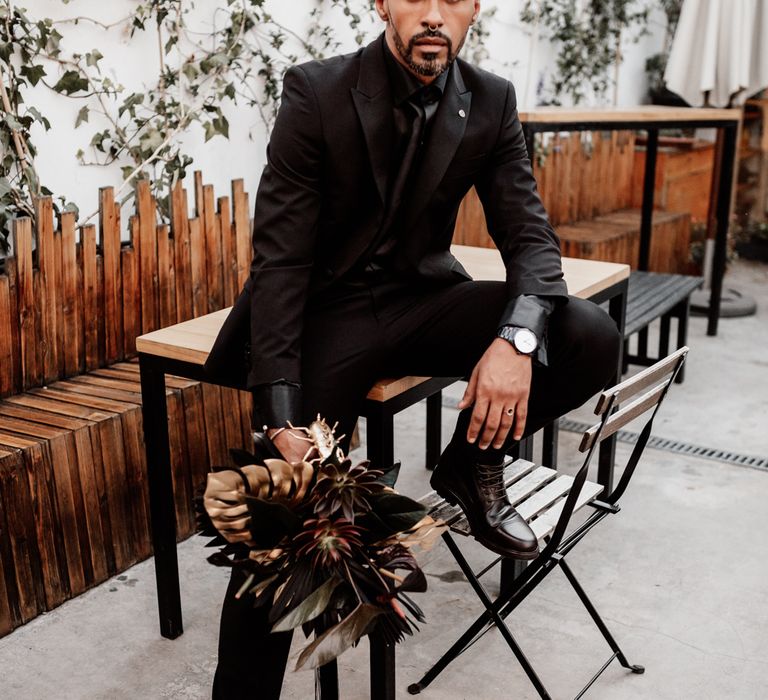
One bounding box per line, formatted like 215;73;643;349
391;26;462;78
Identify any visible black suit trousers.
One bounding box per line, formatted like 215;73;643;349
212;276;620;699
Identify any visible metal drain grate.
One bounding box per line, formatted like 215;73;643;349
558;419;768;471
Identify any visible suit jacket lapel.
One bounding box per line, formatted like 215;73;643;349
351;36;393;205
401;63;472;231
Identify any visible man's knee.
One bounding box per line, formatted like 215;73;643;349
550;297;621;385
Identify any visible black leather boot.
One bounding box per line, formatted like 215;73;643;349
430;439;539;559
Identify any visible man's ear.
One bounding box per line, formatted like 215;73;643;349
375;0;389;23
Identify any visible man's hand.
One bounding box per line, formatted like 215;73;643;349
268;428;313;464
458;338;532;450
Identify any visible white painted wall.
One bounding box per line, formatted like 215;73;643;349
19;1;666;232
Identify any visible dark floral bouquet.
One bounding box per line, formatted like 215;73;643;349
197;419;445;670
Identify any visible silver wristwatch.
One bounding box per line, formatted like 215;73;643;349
497;326;538;356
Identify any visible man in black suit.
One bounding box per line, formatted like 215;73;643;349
207;1;619;696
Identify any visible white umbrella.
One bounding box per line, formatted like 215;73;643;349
664;0;768;107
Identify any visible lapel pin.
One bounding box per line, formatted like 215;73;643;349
458;109;466;118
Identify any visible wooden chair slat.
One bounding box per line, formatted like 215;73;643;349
530;480;604;540
581;382;667;452
595;346;688;414
516;474;575;521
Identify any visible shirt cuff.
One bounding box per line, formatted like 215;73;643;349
251;380;303;429
498;295;558;367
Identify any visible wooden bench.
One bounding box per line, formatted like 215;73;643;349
623;271;702;383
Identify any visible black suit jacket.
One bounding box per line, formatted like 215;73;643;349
205;35;567;391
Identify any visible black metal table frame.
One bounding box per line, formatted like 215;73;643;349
522;115;739;337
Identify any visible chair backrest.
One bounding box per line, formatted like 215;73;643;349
579;346;689;454
543;347;689;556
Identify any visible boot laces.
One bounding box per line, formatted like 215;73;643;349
476;463;508;503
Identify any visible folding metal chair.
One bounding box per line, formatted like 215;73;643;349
409;347;689;700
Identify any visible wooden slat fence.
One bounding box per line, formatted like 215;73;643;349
0;173;255;637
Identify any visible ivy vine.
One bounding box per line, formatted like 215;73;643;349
0;0;498;253
521;0;652;106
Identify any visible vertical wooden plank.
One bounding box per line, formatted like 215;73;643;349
61;212;80;377
188;218;207;318
81;225;99;371
54;228;65;378
35;197;59;383
100;187;123;363
136;179;158;333
94;417;132;571
70;429;109;583
194;170;205;218
218;196;236;307
171;184;193;323
4;258;22;395
0;277;13;397
0;496;14;634
203;184;223;313
24;437;69;609
232;178;251;290
122;407;152;560
122;216;142;356
97;253;106;367
0;441;45;622
0;448;25;630
12;218;39;389
157;224;175;328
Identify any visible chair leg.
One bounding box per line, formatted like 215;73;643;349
637;327;649;361
674;300;691;383
366;407;394;471
425;390;442;470
370;632;396;700
558;558;644;674
409;534;553;699
659;313;671;358
315;660;339;700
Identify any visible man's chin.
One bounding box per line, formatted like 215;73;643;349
408;58;449;78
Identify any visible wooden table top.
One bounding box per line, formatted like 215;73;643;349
519;105;740;125
136;247;629;400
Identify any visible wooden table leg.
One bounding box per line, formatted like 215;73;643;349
370;632;396;700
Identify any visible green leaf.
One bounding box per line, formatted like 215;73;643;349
3;113;22;131
86;49;103;69
19;64;46;86
75;106;89;128
53;70;89;95
370;493;428;532
271;577;342;633
295;603;383;670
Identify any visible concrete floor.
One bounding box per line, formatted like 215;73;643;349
1;260;766;700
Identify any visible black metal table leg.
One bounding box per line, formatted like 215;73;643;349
426;390;442;470
598;279;628;494
370;631;396;700
366;405;394;471
139;353;182;639
639;129;659;272
541;420;558;467
708;123;739;337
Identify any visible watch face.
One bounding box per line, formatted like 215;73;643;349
514;328;538;354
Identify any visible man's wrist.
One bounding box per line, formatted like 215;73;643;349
497;325;538;356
